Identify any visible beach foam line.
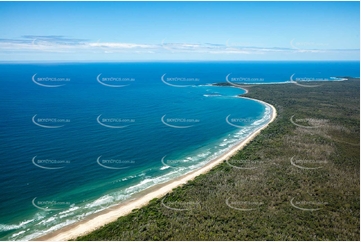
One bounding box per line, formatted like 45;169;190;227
0;219;34;232
34;95;277;241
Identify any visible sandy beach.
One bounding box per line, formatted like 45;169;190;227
35;93;277;241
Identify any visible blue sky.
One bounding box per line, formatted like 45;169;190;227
0;1;359;61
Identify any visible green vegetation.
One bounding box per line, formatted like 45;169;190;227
77;79;359;241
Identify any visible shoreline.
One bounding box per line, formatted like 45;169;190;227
35;93;277;241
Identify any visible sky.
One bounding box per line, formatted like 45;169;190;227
0;1;359;61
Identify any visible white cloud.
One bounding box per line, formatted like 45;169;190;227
0;36;359;57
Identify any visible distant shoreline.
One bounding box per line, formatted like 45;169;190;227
35;88;277;241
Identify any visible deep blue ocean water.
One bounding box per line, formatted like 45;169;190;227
0;61;359;240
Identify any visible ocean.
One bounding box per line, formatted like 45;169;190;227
0;61;359;240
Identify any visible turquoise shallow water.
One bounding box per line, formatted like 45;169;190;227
0;61;359;240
